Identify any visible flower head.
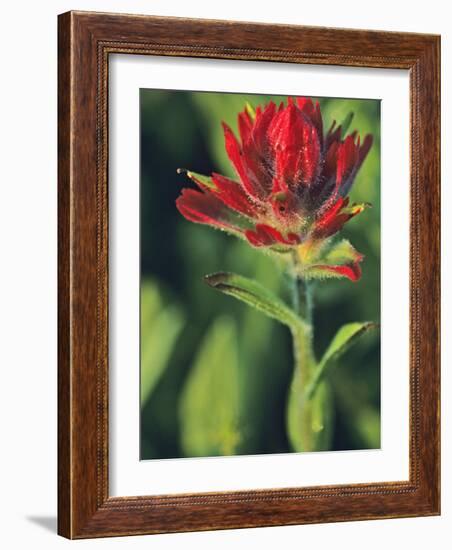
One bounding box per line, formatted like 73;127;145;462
176;97;373;281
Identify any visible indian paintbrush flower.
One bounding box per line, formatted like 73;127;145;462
176;97;373;282
174;96;378;453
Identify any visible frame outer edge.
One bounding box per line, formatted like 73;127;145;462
57;10;441;538
57;11;73;539
421;36;441;514
408;37;441;516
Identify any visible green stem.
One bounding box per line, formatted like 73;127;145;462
287;274;333;452
290;277;315;372
292;276;313;326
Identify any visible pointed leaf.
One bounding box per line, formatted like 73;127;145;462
204;272;303;331
179;316;240;457
306;322;378;398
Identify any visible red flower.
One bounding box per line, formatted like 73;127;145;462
176;98;373;281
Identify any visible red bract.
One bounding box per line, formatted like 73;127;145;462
176;97;373;281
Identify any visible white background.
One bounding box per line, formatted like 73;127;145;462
0;1;449;548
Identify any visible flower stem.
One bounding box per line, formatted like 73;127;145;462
292;276;313;325
287;274;332;452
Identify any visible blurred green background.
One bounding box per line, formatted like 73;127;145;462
140;89;381;460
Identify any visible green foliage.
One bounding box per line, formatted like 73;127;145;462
140;280;185;406
323;239;361;265
287;373;333;452
204;272;303;331
179;316;241;457
306;322;378;399
287;321;376;451
298;238;363;280
237;252;288;453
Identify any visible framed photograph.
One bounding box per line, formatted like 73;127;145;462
58;11;440;538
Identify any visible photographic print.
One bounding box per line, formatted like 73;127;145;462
58;13;440;536
140;89;381;460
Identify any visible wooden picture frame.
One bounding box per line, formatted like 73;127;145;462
58;10;440;539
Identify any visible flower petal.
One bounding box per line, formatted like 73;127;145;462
295;97;323;146
267;102;320;188
337;135;359;187
357;134;373;169
238;110;253;145
180;169;258;218
313;198;369;238
309;262;362;282
222;122;266;199
211;172;259;218
323;141;339;182
336;134;373;197
245;223;300;247
313;197;348;237
244;230;267;247
325;119;342;150
252;101;277;155
176;188;248;235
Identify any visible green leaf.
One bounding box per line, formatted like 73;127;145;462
204;272;303;331
321;322;377;365
140;281;185;405
179;316;241;457
306;322;378;399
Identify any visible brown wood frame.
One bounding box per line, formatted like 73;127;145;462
58;10;440;539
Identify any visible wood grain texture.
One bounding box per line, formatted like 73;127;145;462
57;10;440;539
57;10;72;538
